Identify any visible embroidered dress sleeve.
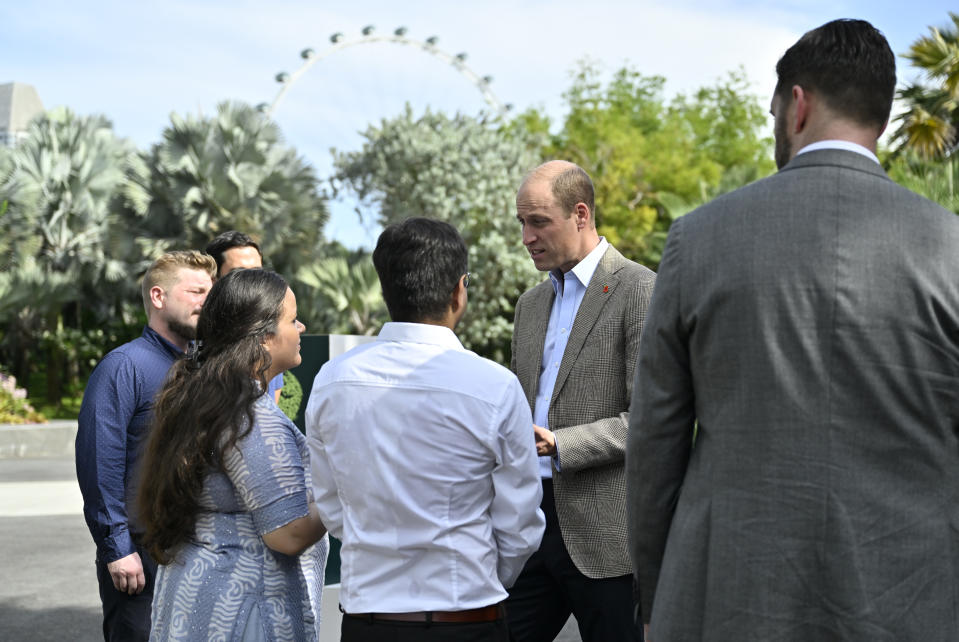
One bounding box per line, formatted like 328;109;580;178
224;402;310;535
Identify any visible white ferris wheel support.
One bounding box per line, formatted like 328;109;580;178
263;26;510;119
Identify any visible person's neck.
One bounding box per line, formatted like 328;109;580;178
263;366;282;382
796;121;880;157
559;233;602;274
148;319;189;352
405;306;461;332
415;316;457;332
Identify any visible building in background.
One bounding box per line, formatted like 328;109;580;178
0;82;44;147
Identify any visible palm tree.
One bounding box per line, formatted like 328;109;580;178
0;107;137;396
296;255;386;335
123;101;329;280
894;13;959;159
887;153;959;214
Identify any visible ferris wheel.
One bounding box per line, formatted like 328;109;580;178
261;25;511;119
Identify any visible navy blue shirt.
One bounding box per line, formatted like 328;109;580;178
76;325;181;563
267;372;284;399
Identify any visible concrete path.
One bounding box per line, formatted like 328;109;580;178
0;458;101;641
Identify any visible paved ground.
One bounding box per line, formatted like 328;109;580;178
0;457;581;641
0;458;101;642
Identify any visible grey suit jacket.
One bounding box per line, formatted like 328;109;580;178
512;244;655;578
628;149;959;640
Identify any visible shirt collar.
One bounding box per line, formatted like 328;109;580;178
143;324;184;357
796;140;879;165
550;237;609;294
377;322;465;351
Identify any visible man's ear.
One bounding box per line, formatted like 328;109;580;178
878;117;889;138
450;276;465;311
149;286;165;312
792;85;808;134
574;202;591;230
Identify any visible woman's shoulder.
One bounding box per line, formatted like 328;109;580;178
252;394;303;441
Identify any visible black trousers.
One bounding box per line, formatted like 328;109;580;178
94;543;157;642
506;479;641;642
342;616;510;641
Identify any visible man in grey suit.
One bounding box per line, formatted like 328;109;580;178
628;19;959;641
508;160;656;642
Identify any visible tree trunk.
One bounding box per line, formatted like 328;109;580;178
44;310;64;407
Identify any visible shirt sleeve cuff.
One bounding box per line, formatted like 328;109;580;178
100;529;136;563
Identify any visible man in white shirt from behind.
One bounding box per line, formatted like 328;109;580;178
306;217;545;642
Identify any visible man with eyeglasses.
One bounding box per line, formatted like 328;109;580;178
306;217;545;642
203;230;285;404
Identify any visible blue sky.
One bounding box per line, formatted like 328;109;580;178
3;1;955;248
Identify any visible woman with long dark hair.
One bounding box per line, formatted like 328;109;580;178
138;268;327;641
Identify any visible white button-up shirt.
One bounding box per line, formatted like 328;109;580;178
533;237;609;477
306;322;545;613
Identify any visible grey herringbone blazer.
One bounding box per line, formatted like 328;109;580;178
512;244;655;578
628;149;959;640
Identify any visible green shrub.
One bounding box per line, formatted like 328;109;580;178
0;371;46;424
278;371;303;421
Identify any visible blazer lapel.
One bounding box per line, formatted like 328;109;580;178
521;282;555;406
551;247;622;405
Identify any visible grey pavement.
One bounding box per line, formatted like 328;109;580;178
0;457;101;642
0;456;581;641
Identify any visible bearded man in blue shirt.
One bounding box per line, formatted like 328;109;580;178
76;250;216;642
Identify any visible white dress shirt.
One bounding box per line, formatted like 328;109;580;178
306;322;545;613
533;237;609;477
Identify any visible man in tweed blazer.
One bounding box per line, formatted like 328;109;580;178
628;19;959;641
507;160;656;642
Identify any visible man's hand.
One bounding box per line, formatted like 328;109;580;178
533;424;556;457
107;552;146;595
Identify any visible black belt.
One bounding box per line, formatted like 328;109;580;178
343;603;505;624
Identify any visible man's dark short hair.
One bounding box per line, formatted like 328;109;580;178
775;18;896;131
372;218;468;323
204;231;263;273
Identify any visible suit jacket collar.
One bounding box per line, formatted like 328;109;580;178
520;279;554;405
797;140;879;164
781;148;890;182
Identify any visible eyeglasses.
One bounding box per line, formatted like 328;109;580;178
463;272;471;289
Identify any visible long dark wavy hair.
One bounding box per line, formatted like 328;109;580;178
138;268;288;564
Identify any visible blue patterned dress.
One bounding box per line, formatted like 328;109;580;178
150;395;328;641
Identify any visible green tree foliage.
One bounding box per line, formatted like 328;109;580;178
296;252;386;336
894;12;959;159
541;63;773;267
0;107;140;400
277;370;303;421
886;153;959;214
331;106;543;362
123;101;329;280
0;103;328;412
